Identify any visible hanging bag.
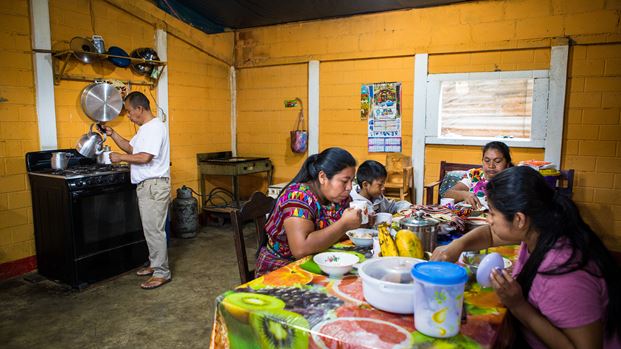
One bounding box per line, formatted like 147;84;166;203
290;99;308;153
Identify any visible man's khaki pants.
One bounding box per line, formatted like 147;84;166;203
136;178;171;279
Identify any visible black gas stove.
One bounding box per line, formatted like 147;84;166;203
26;149;147;289
30;163;131;191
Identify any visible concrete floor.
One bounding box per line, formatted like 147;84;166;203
0;224;251;348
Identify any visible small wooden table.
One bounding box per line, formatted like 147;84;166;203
197;151;273;209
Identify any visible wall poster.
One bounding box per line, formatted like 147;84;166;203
362;82;402;153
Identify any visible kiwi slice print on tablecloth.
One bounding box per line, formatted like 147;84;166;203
250;309;310;349
221;292;286;324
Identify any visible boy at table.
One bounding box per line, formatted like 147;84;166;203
350;160;412;214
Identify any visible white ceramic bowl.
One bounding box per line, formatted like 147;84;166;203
346;228;376;247
313;252;359;277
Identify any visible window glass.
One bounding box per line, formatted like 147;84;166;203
438;78;533;140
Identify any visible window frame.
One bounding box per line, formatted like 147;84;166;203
425;70;550;148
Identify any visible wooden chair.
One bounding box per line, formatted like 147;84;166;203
384;153;414;201
424;161;478;205
229;191;275;284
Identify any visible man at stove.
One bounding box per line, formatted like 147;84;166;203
100;91;171;290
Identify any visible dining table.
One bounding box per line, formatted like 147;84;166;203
209;234;520;349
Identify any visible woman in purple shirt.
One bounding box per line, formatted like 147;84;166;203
432;166;620;348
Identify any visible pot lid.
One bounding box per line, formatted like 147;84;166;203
81;82;123;122
360;257;423;285
400;210;439;228
70;37;98;64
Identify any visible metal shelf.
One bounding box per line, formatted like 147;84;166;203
32;49;167;87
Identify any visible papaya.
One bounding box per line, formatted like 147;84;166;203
378;223;398;257
395;229;424;259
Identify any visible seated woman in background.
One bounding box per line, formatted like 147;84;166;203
444;141;513;209
432;166;620;348
255;147;362;277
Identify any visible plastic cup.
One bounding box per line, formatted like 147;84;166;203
411;262;468;338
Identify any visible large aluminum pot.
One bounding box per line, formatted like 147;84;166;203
357;257;425;314
400;211;440;253
51;152;72;170
80;82;123;123
76;123;107;158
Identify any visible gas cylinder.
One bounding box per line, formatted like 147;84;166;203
171;186;199;238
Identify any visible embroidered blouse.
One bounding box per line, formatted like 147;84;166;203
255;182;350;277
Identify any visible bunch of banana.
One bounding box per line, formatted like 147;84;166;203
377;223;398;257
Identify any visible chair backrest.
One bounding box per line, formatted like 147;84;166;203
425;161;479;204
439;161;479;184
385;153;412;184
229;191;275;284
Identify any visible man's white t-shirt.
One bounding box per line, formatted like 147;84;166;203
129;118;170;184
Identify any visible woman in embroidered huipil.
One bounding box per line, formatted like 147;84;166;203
255;147;362;277
444;141;513;209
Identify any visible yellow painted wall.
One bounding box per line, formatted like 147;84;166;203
0;0;38;264
0;0;233;265
236;64;308;193
167;35;231;194
320;57;413;164
234;0;621;251
564;43;621;250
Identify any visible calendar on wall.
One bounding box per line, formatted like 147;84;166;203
362;82;402;153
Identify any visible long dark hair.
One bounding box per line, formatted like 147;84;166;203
486;166;620;340
290;147;355;186
273;147;356;203
483;141;513;167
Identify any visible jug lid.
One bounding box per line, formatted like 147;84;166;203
411;261;467;285
400;211;439;228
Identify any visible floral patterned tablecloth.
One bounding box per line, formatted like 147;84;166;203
210;243;520;349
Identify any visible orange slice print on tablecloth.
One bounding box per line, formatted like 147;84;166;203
262;265;314;286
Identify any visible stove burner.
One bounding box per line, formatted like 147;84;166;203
49;165;123;176
32;164;129;178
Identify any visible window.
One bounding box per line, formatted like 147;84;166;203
425;70;549;147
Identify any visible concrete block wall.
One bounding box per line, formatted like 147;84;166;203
0;0;37;264
236;64;307;191
565;43;621;250
320;57;413;165
167;35;232;195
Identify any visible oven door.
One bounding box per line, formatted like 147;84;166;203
71;183;144;258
